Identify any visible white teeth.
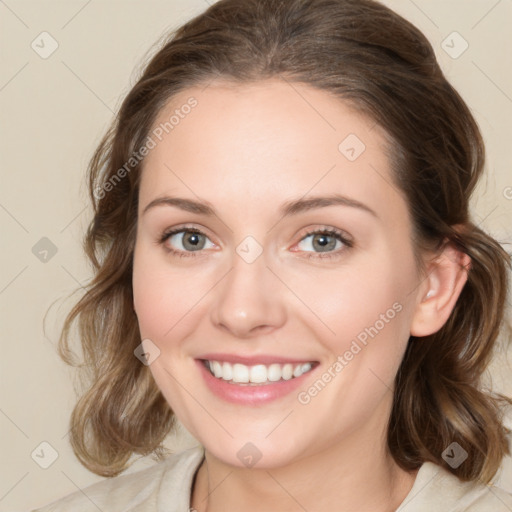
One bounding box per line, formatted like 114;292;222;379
282;363;293;380
299;362;313;375
221;362;232;381
204;360;315;384
211;361;222;378
293;364;303;378
232;363;249;383
267;364;282;382
249;364;267;383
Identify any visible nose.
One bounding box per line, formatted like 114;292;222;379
210;251;287;339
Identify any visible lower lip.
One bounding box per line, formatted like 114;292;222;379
196;360;317;405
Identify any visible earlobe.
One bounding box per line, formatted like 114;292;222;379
410;243;471;337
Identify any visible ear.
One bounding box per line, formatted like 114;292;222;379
410;242;471;337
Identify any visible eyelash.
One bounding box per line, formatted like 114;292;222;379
158;225;354;260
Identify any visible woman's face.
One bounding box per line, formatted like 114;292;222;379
133;79;425;468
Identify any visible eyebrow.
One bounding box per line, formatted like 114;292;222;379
142;193;378;218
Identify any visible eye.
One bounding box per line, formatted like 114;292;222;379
160;227;215;258
159;225;353;260
294;228;353;259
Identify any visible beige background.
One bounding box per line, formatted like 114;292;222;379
1;0;511;510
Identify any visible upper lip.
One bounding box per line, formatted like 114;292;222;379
197;353;318;366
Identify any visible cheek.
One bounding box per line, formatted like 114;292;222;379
133;243;177;340
308;249;417;393
305;252;414;344
133;268;166;339
132;242;214;344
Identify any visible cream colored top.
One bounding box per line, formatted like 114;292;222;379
32;445;512;512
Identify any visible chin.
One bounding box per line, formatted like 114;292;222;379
200;432;313;470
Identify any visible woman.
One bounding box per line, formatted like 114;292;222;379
33;0;512;510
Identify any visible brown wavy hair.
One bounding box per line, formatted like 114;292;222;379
57;0;512;482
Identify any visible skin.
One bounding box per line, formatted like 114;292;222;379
132;79;470;512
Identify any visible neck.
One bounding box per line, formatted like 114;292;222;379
190;401;418;512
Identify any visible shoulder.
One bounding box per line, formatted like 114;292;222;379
30;444;205;512
397;461;512;512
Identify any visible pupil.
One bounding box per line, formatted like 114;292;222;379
314;234;335;252
184;232;204;250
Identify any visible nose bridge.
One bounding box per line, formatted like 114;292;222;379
210;242;286;338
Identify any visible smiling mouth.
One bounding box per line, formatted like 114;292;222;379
201;359;317;385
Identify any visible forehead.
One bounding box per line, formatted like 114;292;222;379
139;79;407;225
